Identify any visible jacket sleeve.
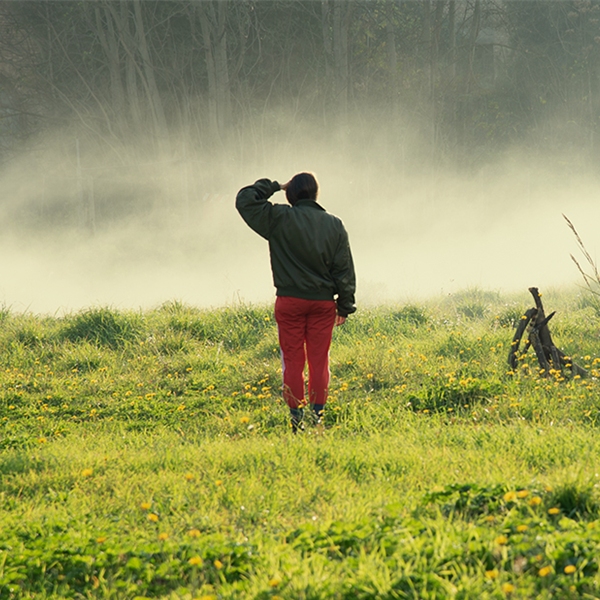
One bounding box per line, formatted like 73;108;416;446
331;227;357;317
235;178;281;240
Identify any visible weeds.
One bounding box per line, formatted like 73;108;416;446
564;214;600;314
0;293;600;597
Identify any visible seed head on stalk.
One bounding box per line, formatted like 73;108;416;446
563;214;600;304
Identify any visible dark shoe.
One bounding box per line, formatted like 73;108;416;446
290;407;304;434
291;418;305;434
309;405;324;426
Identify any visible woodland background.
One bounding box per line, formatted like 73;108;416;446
0;0;598;230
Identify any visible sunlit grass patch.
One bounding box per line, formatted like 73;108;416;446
60;306;143;348
1;290;600;596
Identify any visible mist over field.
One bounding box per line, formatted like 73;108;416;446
0;133;597;314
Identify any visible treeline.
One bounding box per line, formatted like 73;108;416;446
0;0;599;168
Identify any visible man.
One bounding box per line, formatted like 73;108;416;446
236;172;356;432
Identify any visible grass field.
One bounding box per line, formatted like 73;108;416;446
2;288;600;599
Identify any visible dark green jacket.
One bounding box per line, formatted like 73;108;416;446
236;178;356;317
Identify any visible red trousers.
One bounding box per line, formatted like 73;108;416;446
274;296;337;409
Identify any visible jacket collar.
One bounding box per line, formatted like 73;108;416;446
294;199;326;211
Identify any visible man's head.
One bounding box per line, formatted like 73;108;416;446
285;172;319;205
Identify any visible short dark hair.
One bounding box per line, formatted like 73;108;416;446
286;172;319;205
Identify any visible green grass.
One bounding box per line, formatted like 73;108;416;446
1;290;600;598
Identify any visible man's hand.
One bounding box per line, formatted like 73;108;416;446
335;315;346;326
280;180;290;191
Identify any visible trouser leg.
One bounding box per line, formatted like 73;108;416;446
305;300;337;410
274;296;308;410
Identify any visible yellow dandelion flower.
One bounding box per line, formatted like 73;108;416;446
538;566;552;577
485;515;495;523
269;575;282;587
185;473;195;481
158;532;169;541
502;583;516;593
516;490;529;499
485;569;499;579
495;535;508;545
197;595;217;600
548;507;560;515
188;528;201;538
140;502;151;510
148;513;159;522
38;437;47;444
529;496;542;506
240;416;250;424
503;491;517;502
564;565;576;574
516;525;528;533
188;555;203;566
215;480;224;486
81;468;93;477
96;536;107;543
214;559;223;569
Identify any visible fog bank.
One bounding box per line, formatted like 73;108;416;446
0;128;596;315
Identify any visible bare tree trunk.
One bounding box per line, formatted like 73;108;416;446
196;0;232;145
90;4;125;126
321;0;352;126
386;1;398;115
448;0;456;80
332;1;350;120
132;0;168;140
106;1;142;131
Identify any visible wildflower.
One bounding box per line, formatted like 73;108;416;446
188;528;201;538
185;473;195;481
564;565;576;574
189;556;203;566
503;491;516;502
269;575;282;587
96;536;107;543
158;532;169;541
538;566;552;577
240;416;250;424
516;490;529;499
215;480;224;486
148;513;159;522
485;569;499;579
495;535;508;545
81;468;93;477
214;559;223;569
38;437;47;444
548;507;560;515
502;583;516;593
140;502;151;510
516;525;528;533
529;496;542;506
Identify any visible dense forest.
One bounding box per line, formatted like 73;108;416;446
0;0;598;227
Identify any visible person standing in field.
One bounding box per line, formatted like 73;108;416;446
236;173;356;432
